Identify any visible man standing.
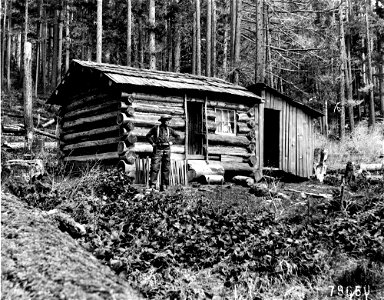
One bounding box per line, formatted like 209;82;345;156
146;115;180;191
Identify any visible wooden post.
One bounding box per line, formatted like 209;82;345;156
96;0;102;63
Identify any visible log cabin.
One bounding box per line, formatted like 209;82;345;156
47;60;322;183
248;83;323;178
47;60;264;183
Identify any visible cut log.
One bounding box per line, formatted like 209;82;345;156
247;119;256;129
34;128;59;140
200;174;224;184
117;141;129;154
221;162;253;172
237;122;252;134
221;155;245;163
120;132;137;144
120;151;137;164
63;112;117;129
132;92;184;103
246;130;256;140
248;155;258;167
65;93;111;111
237;112;252;122
2;124;25;134
121;104;135;116
187;160;225;181
232;175;255;187
63;137;119;151
204;145;250;157
207;101;248;110
207;133;250;147
133;142;185;153
358;163;384;172
64;152;119;162
132;102;184;115
247;143;256;152
117;112;185;128
63;125;120;141
64;102;119;120
117;160;136;178
121;92;134;104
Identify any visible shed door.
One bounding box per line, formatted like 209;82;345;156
187;102;203;155
264;108;280;168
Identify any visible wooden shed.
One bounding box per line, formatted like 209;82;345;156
47;60;264;183
248;83;323;178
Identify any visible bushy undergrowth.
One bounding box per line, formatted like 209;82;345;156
315;121;384;167
5;168;384;299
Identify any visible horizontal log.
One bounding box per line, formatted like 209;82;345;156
64;152;119;162
206;110;216;120
62;125;120;141
2;124;25;134
132;127;185;140
2;141;57;150
232;175;255;187
221;162;254;172
133;142;185;153
132;92;184;103
237;123;252;134
207;133;250;147
117;112;185;128
63;137;119;151
221;155;245;163
35;128;59;140
41;118;56;128
207;101;248;110
65;93;112;111
237;113;252;122
358;163;384;172
200;175;224;184
63;111;117;129
132;99;184;108
64;102;119;120
120;103;135;116
204;145;251;157
132;102;184;115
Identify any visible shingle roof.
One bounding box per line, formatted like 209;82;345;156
48;60;263;105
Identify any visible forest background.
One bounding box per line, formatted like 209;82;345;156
1;0;384;140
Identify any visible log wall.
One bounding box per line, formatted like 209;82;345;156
59;88;262;180
263;90;315;178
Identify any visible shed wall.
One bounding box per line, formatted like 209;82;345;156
263;90;314;177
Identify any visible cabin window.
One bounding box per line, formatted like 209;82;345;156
215;109;236;135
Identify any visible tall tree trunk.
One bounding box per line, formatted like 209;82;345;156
149;0;156;69
255;0;265;83
1;0;7;90
24;0;33;152
52;9;58;88
233;0;241;84
57;5;63;83
96;0;102;63
6;0;12;91
42;3;47;94
138;1;144;68
222;2;228;78
192;11;196;74
65;0;70;72
346;0;354;130
211;0;216;77
174;0;181;73
379;37;384;117
365;0;375;128
230;0;236;80
167;17;172;71
206;0;212;77
339;8;346;139
127;0;132;66
195;0;201;75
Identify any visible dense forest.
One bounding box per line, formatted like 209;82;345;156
0;0;384;138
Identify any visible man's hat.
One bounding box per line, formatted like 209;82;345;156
158;115;172;121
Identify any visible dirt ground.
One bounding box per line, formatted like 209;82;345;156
1;193;144;300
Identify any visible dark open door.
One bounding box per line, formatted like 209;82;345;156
264;109;280;168
187;102;203;155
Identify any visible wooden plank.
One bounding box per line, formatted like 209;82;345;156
253;105;260;169
279;110;283;169
285;102;290;173
290;107;297;175
297;110;303;177
281;101;286;170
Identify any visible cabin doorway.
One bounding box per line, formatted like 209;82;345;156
264;108;280;168
187;102;203;155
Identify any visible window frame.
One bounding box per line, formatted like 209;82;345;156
214;108;237;136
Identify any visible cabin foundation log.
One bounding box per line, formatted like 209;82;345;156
64;152;119;162
62;137;119;151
